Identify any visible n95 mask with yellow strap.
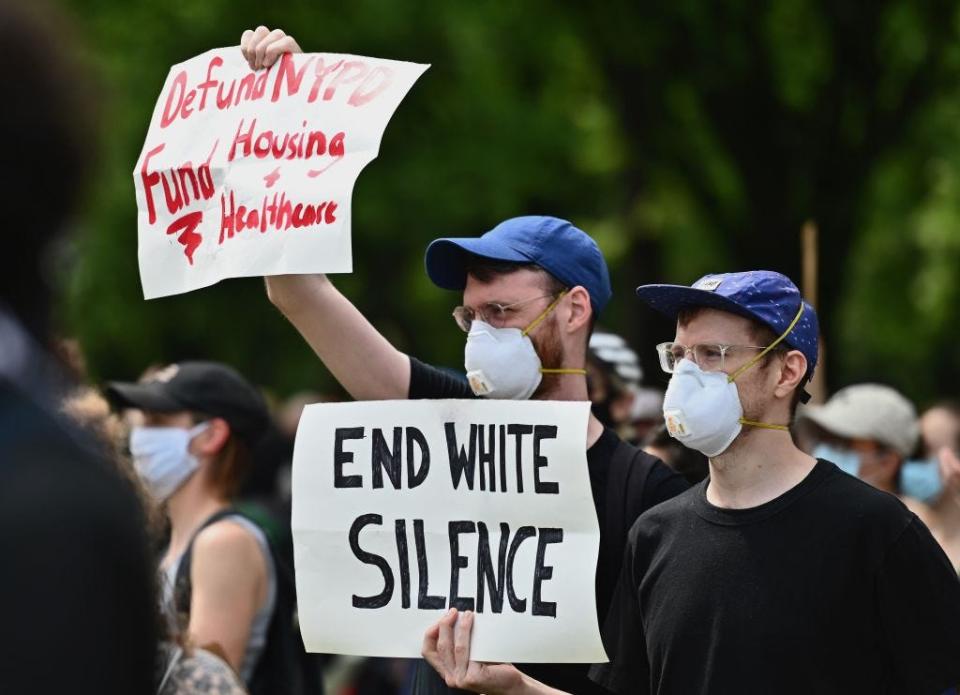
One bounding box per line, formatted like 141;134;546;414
662;304;804;458
464;291;585;400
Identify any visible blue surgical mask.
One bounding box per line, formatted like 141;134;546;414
813;443;861;478
901;458;943;504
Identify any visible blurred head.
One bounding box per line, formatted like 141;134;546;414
800;384;919;493
0;0;96;339
105;362;268;504
921;401;960;457
587;330;642;429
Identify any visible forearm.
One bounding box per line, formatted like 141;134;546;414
265;274;410;400
512;673;569;695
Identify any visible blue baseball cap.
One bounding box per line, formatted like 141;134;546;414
635;270;819;379
425;216;612;315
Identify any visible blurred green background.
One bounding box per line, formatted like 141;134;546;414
57;0;960;404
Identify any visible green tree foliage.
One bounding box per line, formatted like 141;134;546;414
59;0;960;404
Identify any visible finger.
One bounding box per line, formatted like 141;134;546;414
453;610;475;684
240;30;253;58
421;621;442;667
262;35;302;68
436;609;458;683
255;28;286;69
246;25;271;69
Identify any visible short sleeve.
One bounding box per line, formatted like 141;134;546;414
876;516;960;692
589;531;651;695
407;356;475;400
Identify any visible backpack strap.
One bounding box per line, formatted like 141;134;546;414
172;507;241;618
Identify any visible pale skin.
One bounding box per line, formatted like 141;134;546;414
148;411;268;674
420;308;816;694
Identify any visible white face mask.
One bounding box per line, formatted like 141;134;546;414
661;303;805;458
663;359;746;458
130;423;210;503
465;320;544;399
462;291;586;400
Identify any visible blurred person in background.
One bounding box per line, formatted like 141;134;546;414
106;361;322;695
922;400;960;458
912;401;960;570
587;330;641;438
63;387;248;695
798;384;936;506
0;1;157;692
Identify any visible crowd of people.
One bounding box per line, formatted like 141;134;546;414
4;9;960;695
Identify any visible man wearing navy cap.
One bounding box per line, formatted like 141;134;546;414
424;270;960;694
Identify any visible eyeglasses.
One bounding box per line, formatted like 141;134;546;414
452;292;561;333
656;342;771;374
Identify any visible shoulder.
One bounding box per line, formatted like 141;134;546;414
628;483;701;545
816;461;915;532
193;517;268;576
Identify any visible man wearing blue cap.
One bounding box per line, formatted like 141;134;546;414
264;209;686;693
423;270;960;694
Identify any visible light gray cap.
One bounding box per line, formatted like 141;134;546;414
799;383;919;457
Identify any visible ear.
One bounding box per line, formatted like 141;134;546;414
773;350;808;400
191;418;231;458
563;285;593;334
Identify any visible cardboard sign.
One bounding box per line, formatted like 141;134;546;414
292;399;607;663
134;48;427;299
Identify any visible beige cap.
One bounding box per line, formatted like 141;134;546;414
800;383;919;457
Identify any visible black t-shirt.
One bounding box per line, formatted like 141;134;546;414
591;460;960;695
407;357;689;695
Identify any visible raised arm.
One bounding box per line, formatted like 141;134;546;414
265;274;410;400
241;27;411;400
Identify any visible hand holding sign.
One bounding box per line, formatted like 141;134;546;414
240;26;302;70
134;40;427;299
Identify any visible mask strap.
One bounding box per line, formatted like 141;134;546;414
521;290;568;337
726;302;805;384
739;419;790;432
520;290;588;377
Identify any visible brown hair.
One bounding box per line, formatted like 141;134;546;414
190;413;253;500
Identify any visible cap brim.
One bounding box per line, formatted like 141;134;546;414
425;236;532;290
104;381;184;413
635;284;760;323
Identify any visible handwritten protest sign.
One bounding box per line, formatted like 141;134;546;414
134;48;428;299
291;399;607;663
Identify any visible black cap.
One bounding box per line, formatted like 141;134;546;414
105;361;269;444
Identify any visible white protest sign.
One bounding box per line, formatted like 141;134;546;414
134;48;428;299
292;399;607;663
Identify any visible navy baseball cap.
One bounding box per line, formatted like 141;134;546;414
105;361;269;444
635;270;820;378
425;216;612;315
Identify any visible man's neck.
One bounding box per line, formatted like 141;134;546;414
534;373;604;447
706;428;817;509
164;478;229;564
